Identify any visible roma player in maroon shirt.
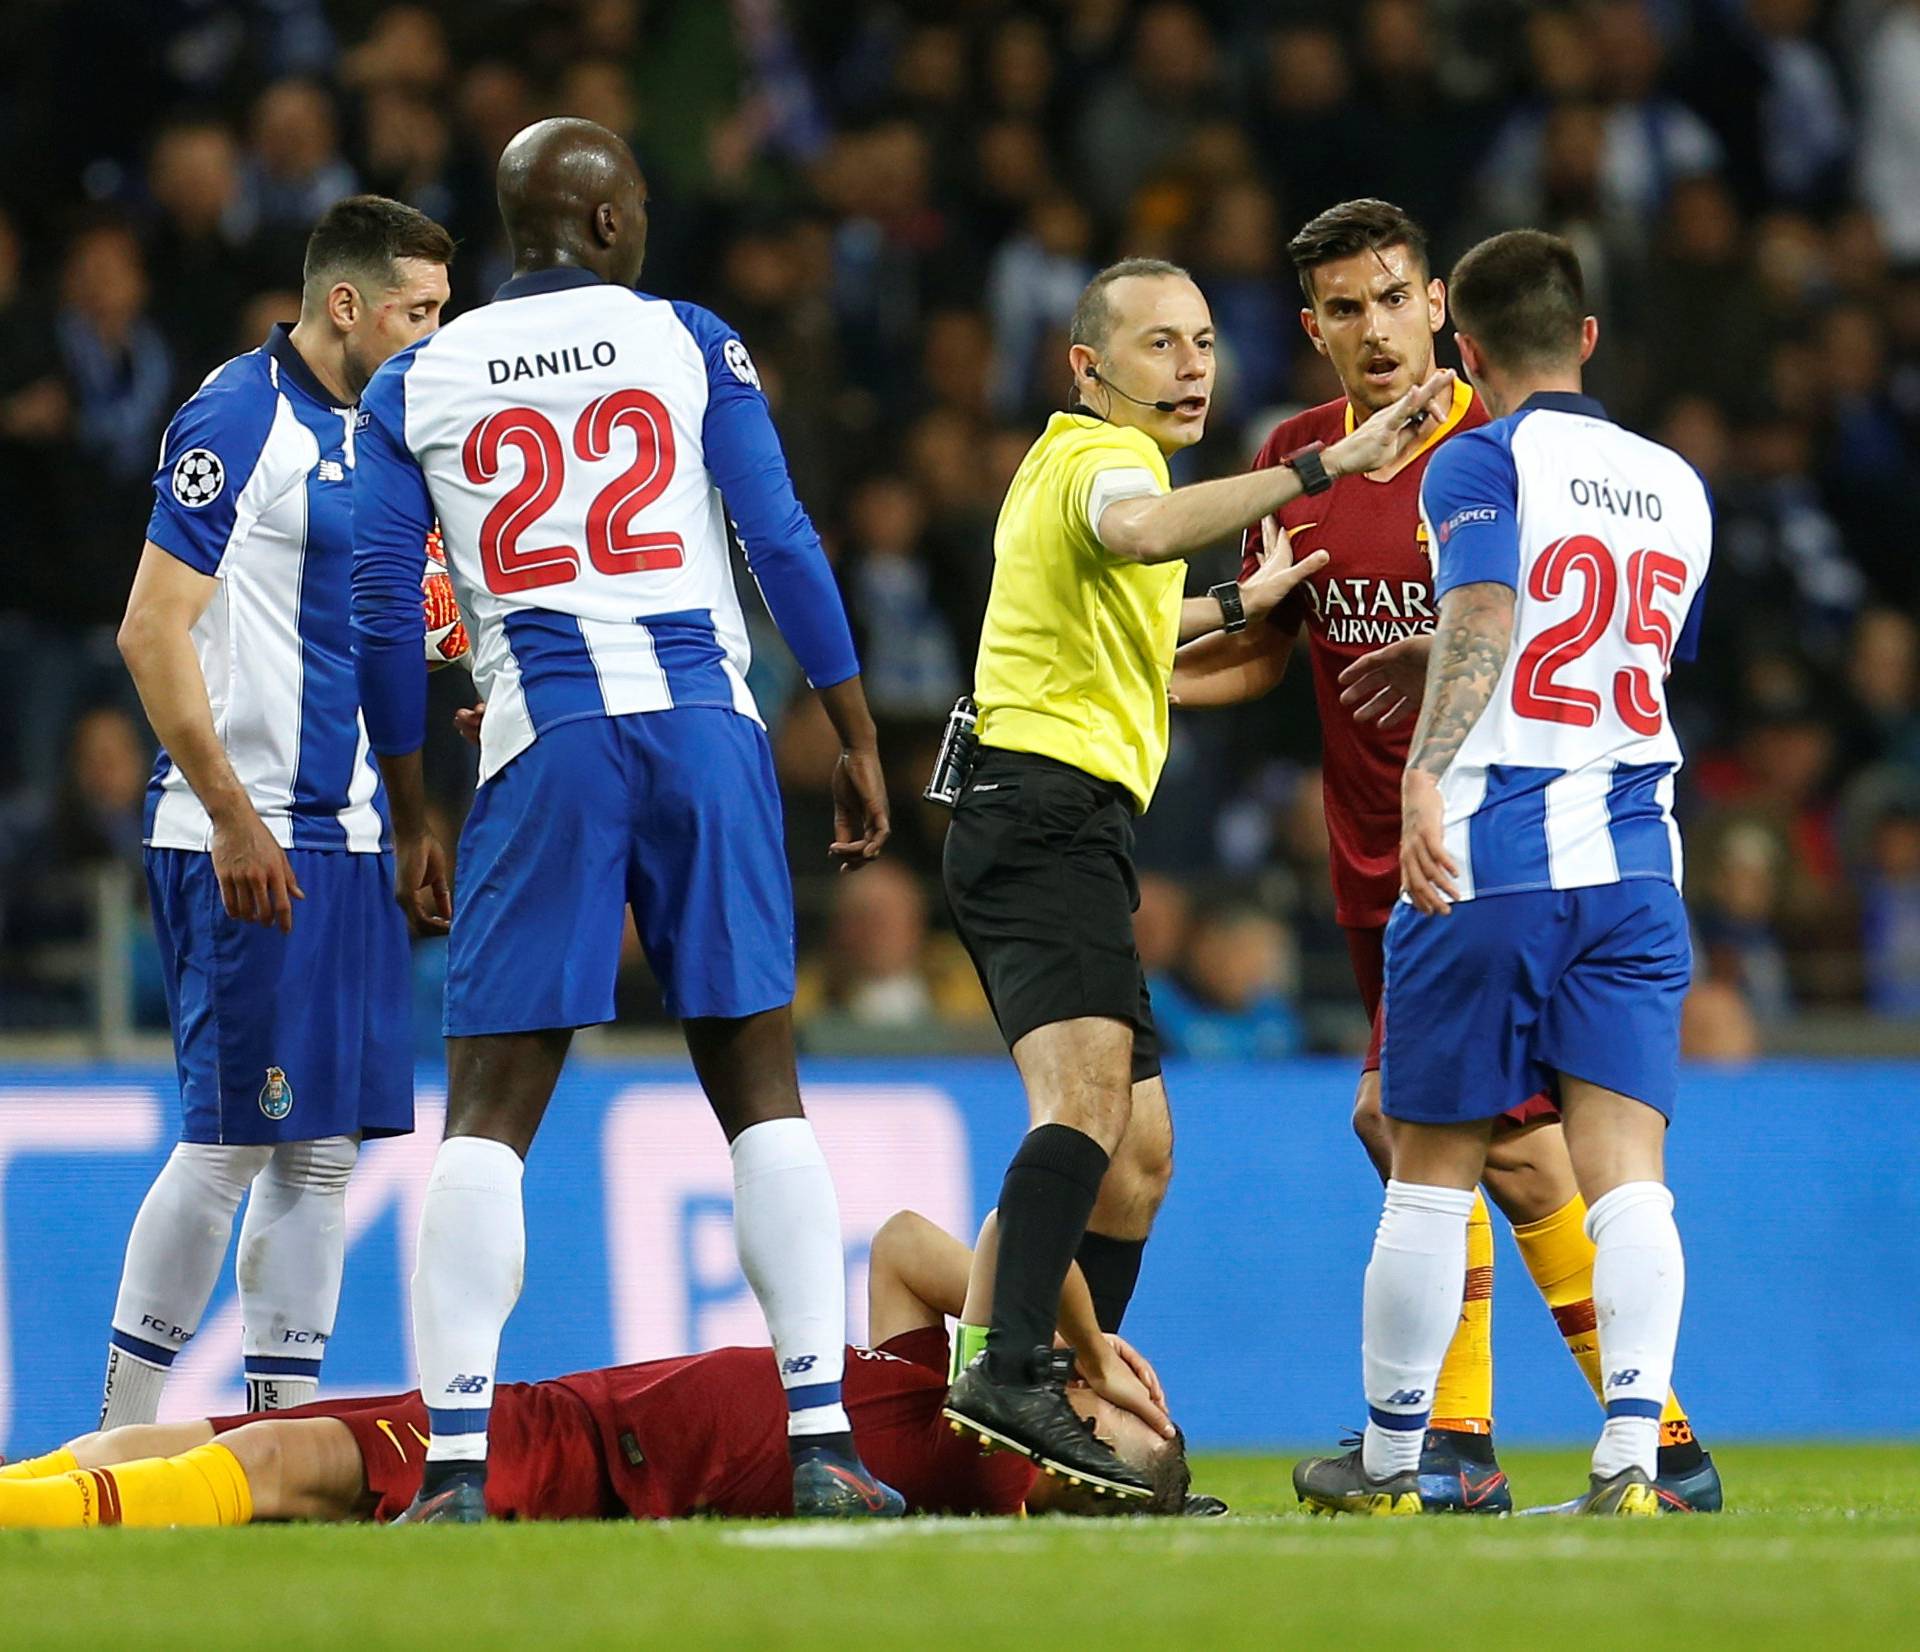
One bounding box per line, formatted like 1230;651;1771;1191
1173;199;1717;1514
0;1210;1186;1526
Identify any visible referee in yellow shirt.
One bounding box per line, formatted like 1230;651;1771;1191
941;258;1455;1499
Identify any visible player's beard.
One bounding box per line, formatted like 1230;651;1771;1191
1344;345;1435;416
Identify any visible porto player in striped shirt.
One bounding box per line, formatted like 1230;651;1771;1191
1173;200;1717;1513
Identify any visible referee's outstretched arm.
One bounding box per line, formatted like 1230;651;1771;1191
1097;369;1456;564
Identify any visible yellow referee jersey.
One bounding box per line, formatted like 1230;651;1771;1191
973;413;1184;812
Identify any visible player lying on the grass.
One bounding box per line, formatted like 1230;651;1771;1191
0;1210;1187;1527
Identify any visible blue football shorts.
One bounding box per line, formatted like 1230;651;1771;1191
443;708;796;1036
145;846;413;1145
1380;880;1691;1125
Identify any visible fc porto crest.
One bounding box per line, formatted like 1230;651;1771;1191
259;1066;294;1121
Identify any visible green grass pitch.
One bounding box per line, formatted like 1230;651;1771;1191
4;1443;1915;1650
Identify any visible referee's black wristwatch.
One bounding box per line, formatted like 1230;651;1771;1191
1209;579;1248;633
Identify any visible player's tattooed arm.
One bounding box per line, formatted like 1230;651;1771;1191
1400;581;1514;915
1406;581;1516;781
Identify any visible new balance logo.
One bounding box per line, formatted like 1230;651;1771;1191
1387;1389;1428;1407
443;1374;490;1395
782;1355;819;1376
1606;1368;1641;1389
317;460;345;482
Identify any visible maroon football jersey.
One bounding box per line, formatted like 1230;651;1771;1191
552;1328;1037;1519
1240;382;1487;927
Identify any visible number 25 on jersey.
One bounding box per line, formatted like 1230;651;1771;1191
462;388;685;595
1512;534;1689;736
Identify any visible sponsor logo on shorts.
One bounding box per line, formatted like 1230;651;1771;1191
259;1066;293;1120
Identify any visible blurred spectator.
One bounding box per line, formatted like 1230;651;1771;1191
0;706;149;1026
792;859;984;1033
340;5;450;98
57;222;172;492
1858;803;1920;1016
1856;0;1920;259
987;194;1094;419
1075;3;1220;221
1190;179;1288;419
1641;177;1770;417
1681;978;1761;1061
360;89;457;228
144;120;262;386
840;475;962;721
1692;819;1797;1022
1135;872;1194;1002
242;80;358;242
1153;908;1304;1060
1843;610;1920;773
1748;0;1852;205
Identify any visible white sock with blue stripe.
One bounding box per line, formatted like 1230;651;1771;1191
103;1142;272;1428
729;1118;853;1440
413;1136;526;1466
239;1135;359;1410
1586;1181;1684;1480
1361;1180;1478;1481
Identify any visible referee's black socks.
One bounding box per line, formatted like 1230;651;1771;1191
984;1124;1111;1385
1075;1230;1147;1332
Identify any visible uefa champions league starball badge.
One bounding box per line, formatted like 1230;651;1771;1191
171;448;225;508
259;1066;294;1121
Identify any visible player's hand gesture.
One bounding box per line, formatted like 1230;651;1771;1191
1238;518;1330;624
1401;769;1461;915
1338;633;1432;728
829;746;891;870
211;804;304;933
1327;368;1456;478
394;828;453;936
1079;1333;1175;1440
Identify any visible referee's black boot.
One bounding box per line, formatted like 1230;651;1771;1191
943;1351;1151;1503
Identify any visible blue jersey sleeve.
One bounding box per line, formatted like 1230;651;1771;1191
146;363;280;575
351;345;434;757
670;300;860;689
1423;428;1522;599
1672;465;1713;665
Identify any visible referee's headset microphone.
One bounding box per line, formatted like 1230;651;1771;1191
1083;364;1179;415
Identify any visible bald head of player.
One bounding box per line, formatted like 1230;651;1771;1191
496;117;649;288
1446;229;1600;419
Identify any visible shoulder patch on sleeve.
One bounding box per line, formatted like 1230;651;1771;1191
722;337;761;389
169;447;226;509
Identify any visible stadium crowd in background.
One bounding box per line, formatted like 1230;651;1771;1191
2;0;1918;1053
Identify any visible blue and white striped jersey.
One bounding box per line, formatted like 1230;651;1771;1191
143;325;386;853
351;268;858;785
1415;391;1712;902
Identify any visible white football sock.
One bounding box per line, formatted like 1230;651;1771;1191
412;1136;526;1464
103;1142;272;1426
729;1118;853;1439
1587;1181;1685;1480
239;1135;359;1404
1361;1180;1477;1481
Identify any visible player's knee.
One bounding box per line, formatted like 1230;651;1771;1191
269;1135;359;1196
174;1141;274;1204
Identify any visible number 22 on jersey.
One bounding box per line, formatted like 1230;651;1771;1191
1511;533;1688;736
461;388;685;594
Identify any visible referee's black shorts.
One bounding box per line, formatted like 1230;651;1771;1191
941;748;1161;1085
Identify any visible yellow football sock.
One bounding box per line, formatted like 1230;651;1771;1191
0;1443;252;1529
1512;1194;1693;1442
0;1447;81;1481
1430;1192;1495;1433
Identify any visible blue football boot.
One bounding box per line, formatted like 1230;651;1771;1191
390;1470;488;1524
1654;1447;1723;1513
791;1443;907;1518
1417;1427;1513;1515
